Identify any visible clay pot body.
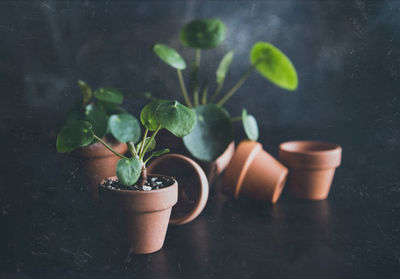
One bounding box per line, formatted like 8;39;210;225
99;175;178;254
74;138;127;203
156;129;235;184
279;141;342;200
222;141;288;203
147;154;209;225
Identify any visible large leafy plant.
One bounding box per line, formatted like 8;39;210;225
64;80;141;144
57;100;196;187
154;18;298;161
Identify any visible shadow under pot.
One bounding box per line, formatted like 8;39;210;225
222;140;288;203
73;137;127;203
99;175;177;254
156;129;235;185
279;141;342;200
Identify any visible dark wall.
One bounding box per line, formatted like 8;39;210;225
1;0;399;274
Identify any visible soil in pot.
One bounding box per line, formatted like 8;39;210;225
99;175;178;254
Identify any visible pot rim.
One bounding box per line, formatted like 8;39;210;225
99;174;177;195
279;140;341;156
232;141;263;198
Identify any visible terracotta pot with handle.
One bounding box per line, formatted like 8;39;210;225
99;175;178;254
222;140;288;204
74;137;127;203
279;141;342;200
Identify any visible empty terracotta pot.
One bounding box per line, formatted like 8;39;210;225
279;141;342;200
74;137;127;203
147;154;209;225
222;140;288;203
99;175;177;254
156;129;235;184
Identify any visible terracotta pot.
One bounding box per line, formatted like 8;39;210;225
156;129;235;184
222;140;288;203
279;141;342;200
99;175;178;254
147;154;209;225
74;138;127;203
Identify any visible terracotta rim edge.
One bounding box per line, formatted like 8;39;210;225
279;141;342;156
271;168;288;204
233;142;263;199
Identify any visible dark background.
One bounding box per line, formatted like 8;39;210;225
1;0;399;278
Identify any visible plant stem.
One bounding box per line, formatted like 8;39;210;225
93;135;128;160
216;64;257;107
127;141;137;157
138;128;148;158
210;82;223;103
193;89;199;107
140;125;161;160
231;116;242;122
177;69;193;108
143;154;154;165
201;83;208;105
195;49;201;67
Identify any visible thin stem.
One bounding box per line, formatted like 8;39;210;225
210;82;223;103
140;125;161;161
195;49;201;67
177;69;193;108
216;64;258;107
201;83;208;105
193;89;199;107
93;135;128;160
143;154;154;165
127;141;137;157
231;116;242;122
138;128;148;158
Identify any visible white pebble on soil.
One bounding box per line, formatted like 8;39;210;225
142;186;152;191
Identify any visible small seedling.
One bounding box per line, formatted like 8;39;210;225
65;80;142;144
153;19;298;162
57;100;196;187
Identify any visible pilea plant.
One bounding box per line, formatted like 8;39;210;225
65;80;141;144
153;18;298;162
57;100;196;187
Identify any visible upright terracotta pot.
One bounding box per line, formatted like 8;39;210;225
99;175;178;254
156;129;235;184
74;138;127;203
279;141;342;200
222;141;288;203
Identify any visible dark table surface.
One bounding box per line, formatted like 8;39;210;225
1;1;399;278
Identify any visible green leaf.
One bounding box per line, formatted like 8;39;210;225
108;113;141;143
65;110;83;125
94;88;123;104
99;101;127;115
116;157;142;186
140;100;164;131
153;44;186;70
56;121;94;153
84;104;109;137
242;109;259;141
136;137;156;153
154;100;197;137
180;19;226;49
183;104;233;161
125;91;153;100
216;51;234;85
152;148;170;157
78;80;92;107
250;42;298;91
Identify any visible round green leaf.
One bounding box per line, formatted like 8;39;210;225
250;42;298;91
100;101;127;115
85;103;109;137
140;100;164;131
116;157;142;186
153;44;186;70
94;88;123;104
180;19;226;49
56;121;94;153
154;100;197;137
78;80;92;107
216;51;234;85
242;109;259;141
183;104;233;162
136;137;156;153
109;113;141;143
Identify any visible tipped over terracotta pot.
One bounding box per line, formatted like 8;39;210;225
99;175;177;254
279;141;342;200
74;137;127;203
222;141;288;203
148;154;209;225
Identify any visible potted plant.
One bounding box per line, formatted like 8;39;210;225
56;99;197;254
58;80;141;202
153;18;298;182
